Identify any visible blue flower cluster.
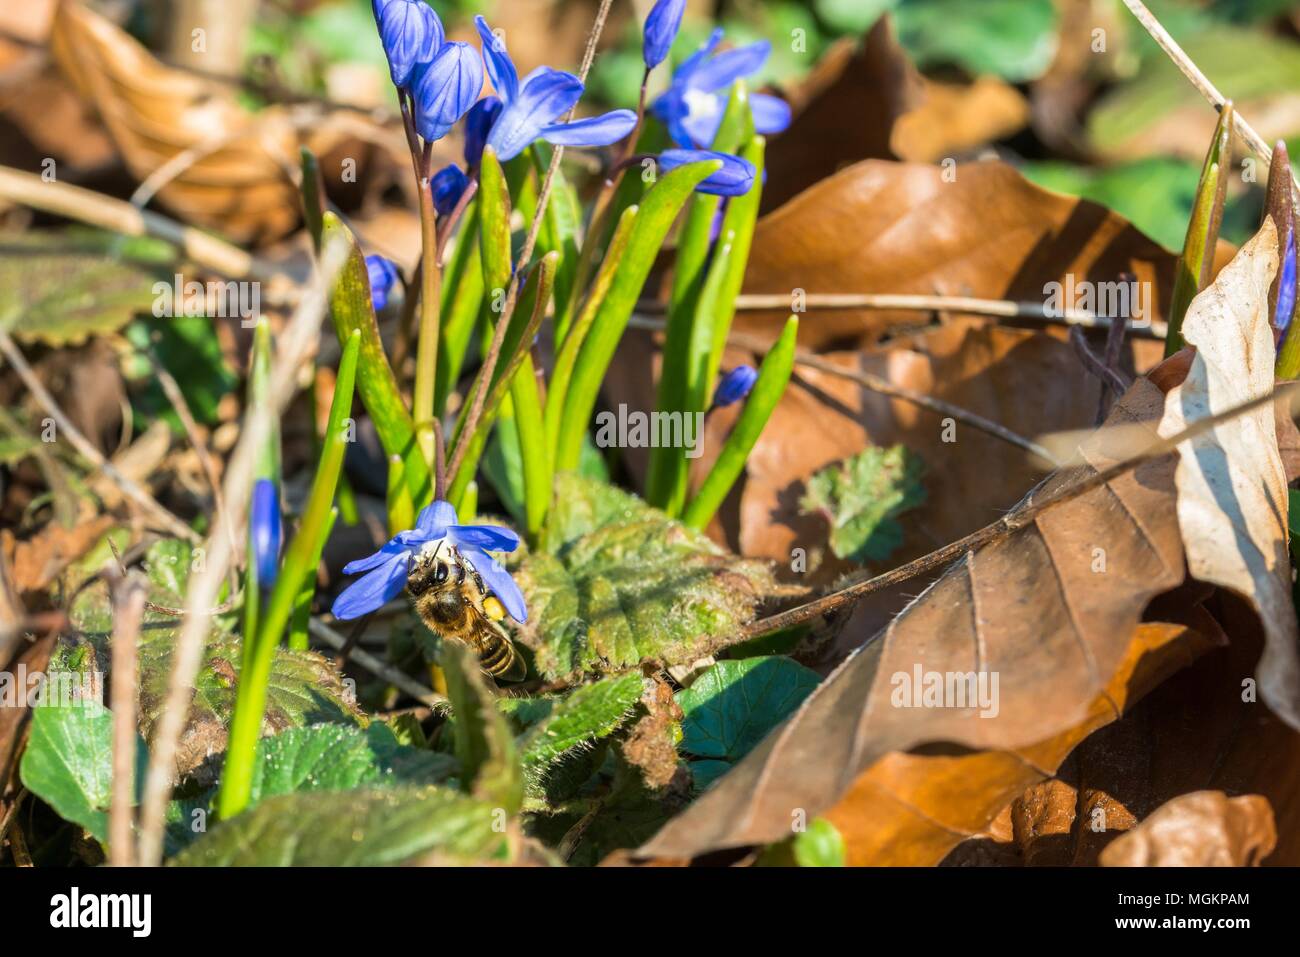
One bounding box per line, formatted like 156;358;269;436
339;1;795;621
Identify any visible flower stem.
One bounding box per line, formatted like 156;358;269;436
413;153;442;474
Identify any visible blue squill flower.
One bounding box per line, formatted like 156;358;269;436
1278;225;1297;336
643;0;687;70
365;254;400;311
711;365;758;409
332;500;526;623
658;148;756;196
431;163;470;216
651;28;791;148
464;96;503;168
250;478;282;587
475;16;637;162
411;41;483;142
373;0;444;89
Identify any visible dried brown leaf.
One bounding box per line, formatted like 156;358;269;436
1099;791;1276;867
638;378;1195;860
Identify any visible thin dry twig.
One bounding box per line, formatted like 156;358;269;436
308;617;446;709
107;570;144;868
644;293;1167;337
746;378;1300;637
0;330;200;543
135;235;348;866
0;166;263;281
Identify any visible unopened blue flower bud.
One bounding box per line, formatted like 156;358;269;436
431;163;470;217
250;478;282;588
411;41;484;143
1278;225;1297;335
375;0;444;89
658;148;756;196
712;365;758;408
643;0;686;70
365;254;399;312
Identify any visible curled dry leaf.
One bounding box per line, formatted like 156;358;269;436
1099;791;1276;867
1157;216;1300;730
638;377;1202;862
48;1;404;244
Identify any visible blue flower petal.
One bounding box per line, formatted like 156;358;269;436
365;254;399;312
691;40;770;93
331;553;410;620
474;15;517;104
460;547;527;623
415;499;458;535
750;93;792;136
658;148;755;196
540;110;638;148
342;539;410;576
643;0;686;69
464;96;503;167
487;67;584;161
450;524;521;553
431;163;470;216
377;0;444;89
411;41;484;143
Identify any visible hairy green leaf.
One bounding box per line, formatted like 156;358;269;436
800;445;926;563
512;474;773;680
516;672;644;780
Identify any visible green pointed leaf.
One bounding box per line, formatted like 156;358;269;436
799;445;926;563
677;656;820;782
516;672;644;780
170;787;508;865
322;213;428;502
512;474;774;680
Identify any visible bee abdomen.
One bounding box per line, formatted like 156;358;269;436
476;631;525;682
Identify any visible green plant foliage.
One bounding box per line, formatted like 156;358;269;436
677;656;821;791
170;787;509;866
442;643;524;813
19;701;145;846
800;445;926;563
0;231;173;345
1088;26;1300;156
124;316;237;432
69;540;359;771
794;817;847;867
894;0;1059;82
19;700;202;856
511;474;774;680
516;672;645;781
247;723;456;807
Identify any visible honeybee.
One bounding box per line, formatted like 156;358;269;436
407;543;526;682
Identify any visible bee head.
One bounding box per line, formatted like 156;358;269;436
407;545;463;597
